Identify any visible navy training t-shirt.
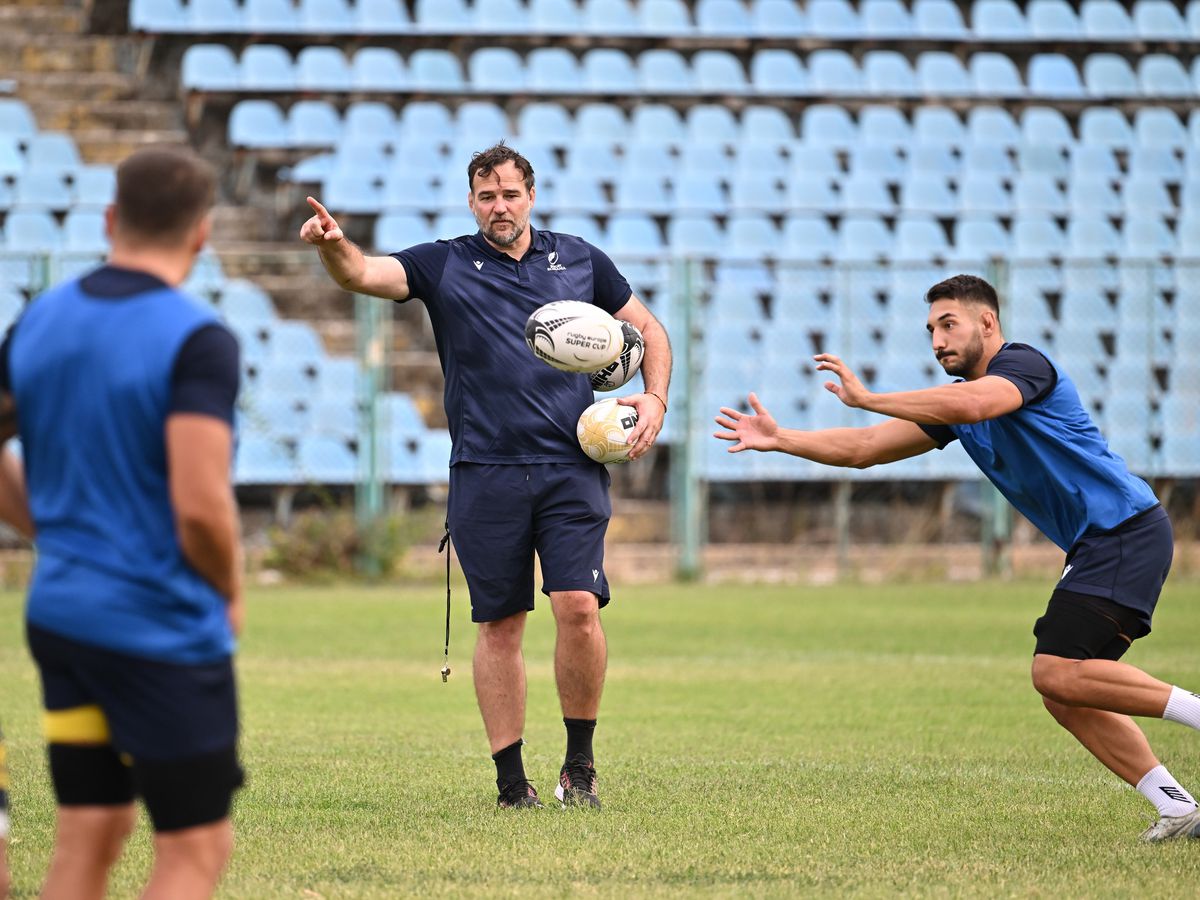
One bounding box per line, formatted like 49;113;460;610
393;227;632;464
920;342;1158;551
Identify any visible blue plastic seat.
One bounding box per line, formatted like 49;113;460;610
752;0;806;36
288;100;341;149
1028;0;1081;37
608;213;664;255
526;47;582;92
786;174;840;212
900;174;956;216
953;214;1010;260
1134;0;1187;38
956;173;1010;215
399;101;454;147
1079;108;1133;147
863;0;913;36
836;215;892;262
516;102;572;145
915;52;971;96
382;172;439;212
409;49;464;91
130;0;186;31
696;0;753;35
473;0;531;32
1190;0;1200;37
234;436;297;485
1021;107;1075;147
189;0;241;31
351;47;406;91
801;104;857;146
694;50;748;94
1122;215;1176;257
574;103;626;143
1013;214;1066;259
554;174;609;214
181;44;239;89
582;48;637;92
682;104;736;148
637;49;693;94
863;50;917;96
849;144;904;181
893;215;949;261
355;0;411;33
1017;142;1068;178
549;213;604;245
732;146;786;183
1069;145;1118;181
0;99;37;140
638;0;692;35
788;145;841;179
973;0;1028;38
962;142;1015;176
325;168;384;214
970;53;1026;96
1084;53;1139;97
1029;54;1085;98
913;106;966;146
373;212;434;250
414;0;471;30
229;100;286;148
672;171;727;213
1134;108;1186;147
729;172;784;213
781;213;837;261
1067;218;1121;258
467;47;525;91
1068;175;1121;214
24;133;81;174
73;165;116;209
809;0;860;37
298;435;357;484
809;50;862;95
1013;173;1066;214
857;105;911;148
455;101;510;146
582;0;639;34
529;0;584;32
914;0;966;37
1129;145;1183;181
1123;176;1175;217
1139;54;1192;97
966;106;1019;146
344;102;396;146
738;106;793;148
4;211;61;251
243;0;297;32
668;214;724;257
680;143;732;178
240;45;294;91
1081;0;1135;37
749;49;807;96
61;210;108;253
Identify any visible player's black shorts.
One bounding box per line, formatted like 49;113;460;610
448;462;612;622
28;624;243;831
1034;505;1173;660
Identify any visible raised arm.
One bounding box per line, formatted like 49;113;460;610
714;393;938;469
300;196;411;301
614;295;671;460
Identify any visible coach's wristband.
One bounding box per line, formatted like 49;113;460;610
646;390;667;413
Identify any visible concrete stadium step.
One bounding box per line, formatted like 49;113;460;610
35;99;181;134
73;128;192;164
0;36;128;75
16;71;144;104
0;4;84;33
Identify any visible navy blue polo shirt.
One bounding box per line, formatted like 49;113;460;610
920;343;1158;551
393;227;632;464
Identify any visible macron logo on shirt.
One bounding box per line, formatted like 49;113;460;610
473;260;483;271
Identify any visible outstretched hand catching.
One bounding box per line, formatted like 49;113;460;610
814;353;872;409
713;392;778;453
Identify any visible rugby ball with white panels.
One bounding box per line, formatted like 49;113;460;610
524;300;623;373
590;321;644;392
577;397;639;465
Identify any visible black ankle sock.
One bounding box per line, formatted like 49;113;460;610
563;718;596;763
492;739;526;787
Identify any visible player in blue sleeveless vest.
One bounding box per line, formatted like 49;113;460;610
0;146;245;896
301;144;672;811
716;274;1200;842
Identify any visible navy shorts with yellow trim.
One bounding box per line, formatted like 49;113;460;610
448;462;612;622
28;624;243;829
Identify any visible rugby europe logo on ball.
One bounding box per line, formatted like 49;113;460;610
524;300;624;373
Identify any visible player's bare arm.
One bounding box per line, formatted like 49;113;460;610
715;393;937;468
167;413;243;634
301;196;411;301
0;394;31;540
814;353;1024;424
614;295;671;460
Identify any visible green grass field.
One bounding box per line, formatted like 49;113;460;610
3;579;1200;898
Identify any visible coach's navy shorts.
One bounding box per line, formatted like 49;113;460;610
1053;504;1173;636
448;462;611;622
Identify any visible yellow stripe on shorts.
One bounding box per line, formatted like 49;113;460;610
44;705;112;744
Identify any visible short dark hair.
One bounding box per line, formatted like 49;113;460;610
115;145;216;243
467;142;535;194
925;274;1000;314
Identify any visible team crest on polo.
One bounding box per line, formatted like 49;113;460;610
546;251;565;272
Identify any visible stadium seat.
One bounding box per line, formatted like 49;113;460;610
741;105;795;146
1190;0;1200;38
62;210;108;253
354;0;411;33
1028;0;1081;37
473;0;531;32
1067;218;1121;258
582;0;639;33
374;212;433;249
608;212;664;255
297;435;357;484
858;105;912;148
325;168;384;214
229;100;286;148
351;48;406;91
680;143;732;178
849;144;904;181
789;145;841;179
455;101;510;146
628;104;684;146
240;45;294;91
915;52;971;96
526;47;582;92
414;0;470;29
637;48;693;94
582;48;638;92
638;0;692;35
234;435;297;485
1070;145;1119;180
863;51;918;96
972;0;1028;38
516;102;572;146
786;175;840;212
749;50;807;96
1133;0;1187;38
1138;55;1192;97
1122;215;1176;257
967;105;1020;146
467;47;525;91
836;215;892;262
288;100;341;149
751;0;806;36
1021;107;1075;147
410;49;465;91
1014;173;1066;215
1079;107;1133;147
952;214;1010;259
189;0;240;31
1084;54;1139;97
4;211;61;251
1080;0;1135;38
1134;108;1186;147
809;50;862;94
801;104;857;146
913;106;966;146
1068;175;1121;214
696;0;753;35
668;215;724;257
1013;214;1066;258
73;165;116;209
894;215;949;261
243;0;297;32
962;142;1014;176
398;101;453;147
694;50;748;94
913;0;967;37
548;213;604;245
957;173;1011;215
1028;54;1085;98
673;171;727;213
863;0;913;35
900;174;956;217
969;53;1026;96
181;44;239;89
729;173;783;213
1017;142;1068;178
809;0;861;37
529;0;582;31
1123;176;1175;216
685;105;738;148
130;0;185;31
24;133;80;175
1129;145;1183;181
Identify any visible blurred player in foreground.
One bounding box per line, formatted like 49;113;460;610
0;145;244;897
715;273;1200;842
301;143;671;809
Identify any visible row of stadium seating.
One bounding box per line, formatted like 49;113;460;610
235;99;1200;151
182;43;1200;97
135;0;1200;41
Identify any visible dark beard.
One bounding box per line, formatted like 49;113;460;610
481;219;526;247
938;333;984;377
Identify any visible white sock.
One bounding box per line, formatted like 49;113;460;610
1163;686;1200;731
1137;765;1199;817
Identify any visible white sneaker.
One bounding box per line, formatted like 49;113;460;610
1140;806;1200;843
